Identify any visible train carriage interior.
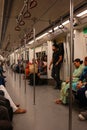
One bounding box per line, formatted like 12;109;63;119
0;0;87;130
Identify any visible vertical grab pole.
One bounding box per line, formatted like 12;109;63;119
24;36;27;93
19;47;21;87
33;28;36;105
69;0;74;130
14;51;16;81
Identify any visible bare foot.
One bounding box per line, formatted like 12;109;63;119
55;99;62;104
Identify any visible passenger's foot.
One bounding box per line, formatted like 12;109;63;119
14;108;26;114
78;114;86;121
55;99;62;104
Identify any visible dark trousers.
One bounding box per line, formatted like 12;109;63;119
76;86;87;107
0;106;10;120
0;120;13;130
52;63;62;88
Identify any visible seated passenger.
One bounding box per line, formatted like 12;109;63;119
74;57;87;107
0;106;13;130
71;56;87;92
25;60;32;78
75;83;87;107
0;62;4;74
0;85;26;114
40;56;47;75
0;62;6;78
0;120;13;130
55;58;84;104
0;94;13;121
0;73;6;86
29;59;40;85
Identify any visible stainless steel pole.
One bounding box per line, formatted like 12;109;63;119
14;52;16;81
33;28;36;105
24;36;27;93
19;47;21;87
69;0;74;130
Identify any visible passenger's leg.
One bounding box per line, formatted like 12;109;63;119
0;106;10;120
54;64;62;89
0;85;17;112
0;120;13;130
51;66;56;79
55;82;66;104
0;85;26;114
76;87;87;107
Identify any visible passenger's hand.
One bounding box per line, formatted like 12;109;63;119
77;81;83;89
66;79;70;83
55;62;58;66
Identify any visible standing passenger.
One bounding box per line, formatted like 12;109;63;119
49;40;63;89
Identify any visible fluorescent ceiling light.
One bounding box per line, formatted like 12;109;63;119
36;33;48;40
28;40;34;45
77;10;87;17
54;26;58;30
49;29;53;33
62;20;70;25
15;49;18;53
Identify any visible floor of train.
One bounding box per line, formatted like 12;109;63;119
5;69;87;130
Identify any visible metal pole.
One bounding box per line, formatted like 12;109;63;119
24;36;27;93
19;47;21;87
33;28;36;105
69;0;74;130
14;52;16;81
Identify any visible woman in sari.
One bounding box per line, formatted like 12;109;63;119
55;58;84;104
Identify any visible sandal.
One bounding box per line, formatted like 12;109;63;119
14;108;26;114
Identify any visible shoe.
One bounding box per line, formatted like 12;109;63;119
14;108;26;114
78;114;86;121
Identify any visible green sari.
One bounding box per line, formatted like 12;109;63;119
60;65;84;104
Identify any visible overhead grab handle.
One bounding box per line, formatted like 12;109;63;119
15;25;21;31
23;10;31;18
30;0;37;9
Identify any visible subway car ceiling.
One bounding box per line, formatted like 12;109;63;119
0;0;87;57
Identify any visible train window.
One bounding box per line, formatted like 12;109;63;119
35;51;47;76
36;51;46;59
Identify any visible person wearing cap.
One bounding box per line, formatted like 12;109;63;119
55;58;84;104
49;40;63;89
